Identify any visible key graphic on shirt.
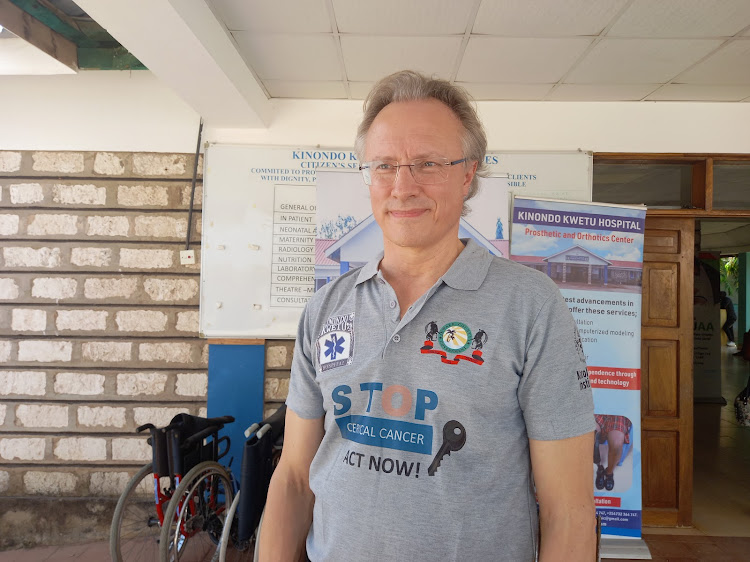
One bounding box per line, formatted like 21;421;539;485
428;420;466;476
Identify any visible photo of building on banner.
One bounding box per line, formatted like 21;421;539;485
510;196;647;539
314;171;510;289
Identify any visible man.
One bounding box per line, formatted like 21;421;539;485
719;291;737;347
260;71;595;561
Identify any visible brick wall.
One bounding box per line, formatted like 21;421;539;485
0;150;210;548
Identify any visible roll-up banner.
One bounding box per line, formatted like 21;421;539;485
510;196;647;539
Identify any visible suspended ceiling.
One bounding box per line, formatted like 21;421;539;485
700;219;750;254
2;0;744;128
206;0;750;102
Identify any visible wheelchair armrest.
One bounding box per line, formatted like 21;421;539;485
202;415;235;425
182;424;223;449
217;435;231;461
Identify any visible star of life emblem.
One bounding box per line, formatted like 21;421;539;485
316;312;355;372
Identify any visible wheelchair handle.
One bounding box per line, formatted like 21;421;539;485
244;423;260;439
256;423;272;440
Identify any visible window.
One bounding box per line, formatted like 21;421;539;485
713;163;750;209
593;163;693;208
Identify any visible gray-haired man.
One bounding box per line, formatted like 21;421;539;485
260;71;596;561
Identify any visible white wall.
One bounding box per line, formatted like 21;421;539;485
0;71;201;153
210;99;750;155
1;71;749;155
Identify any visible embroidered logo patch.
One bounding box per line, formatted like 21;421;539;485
421;320;487;366
317;313;355;371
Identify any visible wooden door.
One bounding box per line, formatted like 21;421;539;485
641;216;694;527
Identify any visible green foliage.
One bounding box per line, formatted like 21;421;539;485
720;256;739;296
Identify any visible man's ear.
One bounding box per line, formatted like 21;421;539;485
462;160;478;197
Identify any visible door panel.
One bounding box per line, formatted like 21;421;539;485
643;340;678;416
643;430;679;508
643;229;680;254
643;263;678;326
641;217;693;527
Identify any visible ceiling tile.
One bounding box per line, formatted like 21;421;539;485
210;0;331;33
565;38;722;83
459;83;554;101
232;33;342;81
609;0;750;38
457;37;592;83
674;40;750;84
349;82;376;99
646;83;750;101
473;0;628;36
547;84;659;101
341;36;462;82
332;0;474;35
263;80;348;99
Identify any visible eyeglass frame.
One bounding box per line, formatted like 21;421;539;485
358;157;467;186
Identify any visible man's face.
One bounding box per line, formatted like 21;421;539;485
363;99;477;252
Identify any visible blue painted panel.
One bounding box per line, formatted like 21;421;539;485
207;344;265;484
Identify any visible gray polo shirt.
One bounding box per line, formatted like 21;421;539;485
287;239;595;561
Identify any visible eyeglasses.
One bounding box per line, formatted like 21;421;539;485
359;157;466;186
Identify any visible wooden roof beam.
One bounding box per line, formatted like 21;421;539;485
0;0;77;71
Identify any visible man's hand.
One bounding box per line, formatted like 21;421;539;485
258;408;324;562
530;432;596;561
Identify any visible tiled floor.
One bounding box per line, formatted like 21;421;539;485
0;541;110;561
606;533;750;561
692;346;750;538
2;348;749;561
1;534;749;562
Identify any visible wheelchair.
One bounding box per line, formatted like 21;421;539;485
110;412;234;562
218;405;286;562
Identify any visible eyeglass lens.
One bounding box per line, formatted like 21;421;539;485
367;160;452;185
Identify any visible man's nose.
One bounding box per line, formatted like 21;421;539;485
391;164;420;196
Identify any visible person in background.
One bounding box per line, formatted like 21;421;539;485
720;291;737;347
260;70;596;561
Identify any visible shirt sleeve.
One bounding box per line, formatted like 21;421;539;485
517;288;596;441
285;301;325;419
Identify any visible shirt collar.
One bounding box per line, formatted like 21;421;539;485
355;238;493;291
356;251;384;285
441;238;493;290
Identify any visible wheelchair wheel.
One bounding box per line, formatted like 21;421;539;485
219;490;266;562
110;463;160;562
253;509;264;562
159;461;234;562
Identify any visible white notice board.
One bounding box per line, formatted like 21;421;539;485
200;144;591;338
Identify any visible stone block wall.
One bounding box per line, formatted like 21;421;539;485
264;340;293;418
0;151;209;548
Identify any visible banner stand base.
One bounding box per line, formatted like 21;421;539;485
600;537;651;559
